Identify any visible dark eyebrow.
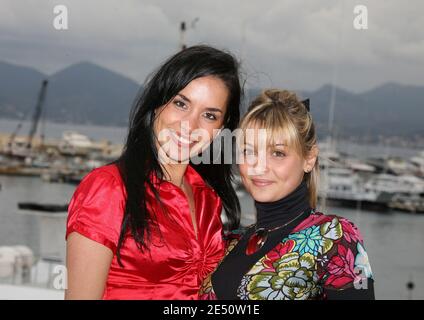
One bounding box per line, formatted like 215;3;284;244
177;93;191;103
204;107;223;114
176;94;223;113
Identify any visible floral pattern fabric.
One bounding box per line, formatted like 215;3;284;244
199;211;373;300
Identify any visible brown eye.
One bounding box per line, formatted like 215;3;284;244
272;150;285;157
204;112;217;121
174;100;187;109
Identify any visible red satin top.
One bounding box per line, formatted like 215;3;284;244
65;164;225;300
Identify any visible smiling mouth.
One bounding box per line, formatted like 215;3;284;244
251;178;274;187
170;131;197;148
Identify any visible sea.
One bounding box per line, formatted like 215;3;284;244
1;119;424;299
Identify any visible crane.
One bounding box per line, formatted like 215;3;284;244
7;79;48;157
26;79;48;150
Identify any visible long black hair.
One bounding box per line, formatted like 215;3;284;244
112;45;242;267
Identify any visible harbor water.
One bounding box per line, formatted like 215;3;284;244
1;119;424;299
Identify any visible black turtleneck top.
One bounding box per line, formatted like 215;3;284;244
211;180;375;300
212;180;312;299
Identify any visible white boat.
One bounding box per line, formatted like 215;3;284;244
345;159;376;173
387;157;418;176
58;131;93;156
0;210;68;299
364;174;424;195
388;192;424;213
363;174;424;213
320;167;382;203
3;136;33;158
319;167;392;211
0;205;69;300
410;151;424;177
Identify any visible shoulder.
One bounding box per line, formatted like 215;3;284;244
68;164;127;215
83;163;122;184
77;164;125;196
311;212;374;288
66;164;127;252
289;210;365;255
317;211;364;244
296;211;363;239
300;211;368;267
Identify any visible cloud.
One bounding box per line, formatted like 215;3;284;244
0;0;422;92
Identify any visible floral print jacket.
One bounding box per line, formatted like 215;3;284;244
200;211;373;300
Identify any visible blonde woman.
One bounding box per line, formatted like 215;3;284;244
200;90;374;300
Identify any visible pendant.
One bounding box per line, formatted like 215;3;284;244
246;228;268;255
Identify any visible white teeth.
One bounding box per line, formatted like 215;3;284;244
172;132;191;145
178;135;190;145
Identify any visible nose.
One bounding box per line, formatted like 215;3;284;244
248;163;268;176
181;111;200;135
247;152;269;176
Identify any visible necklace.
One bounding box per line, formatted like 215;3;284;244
246;210;306;256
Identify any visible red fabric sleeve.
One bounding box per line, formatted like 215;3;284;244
65;167;126;254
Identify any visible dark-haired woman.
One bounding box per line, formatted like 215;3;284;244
65;45;242;300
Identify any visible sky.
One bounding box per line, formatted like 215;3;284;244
0;0;423;93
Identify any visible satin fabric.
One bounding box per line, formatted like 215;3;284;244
66;164;225;300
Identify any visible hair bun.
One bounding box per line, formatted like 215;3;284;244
263;89;281;103
248;89;308;113
263;89;298;105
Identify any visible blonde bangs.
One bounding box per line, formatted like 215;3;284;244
239;103;302;154
238;89;319;208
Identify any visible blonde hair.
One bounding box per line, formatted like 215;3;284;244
239;89;319;208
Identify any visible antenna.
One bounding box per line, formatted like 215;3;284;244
179;21;186;50
321;0;347;210
179;18;199;50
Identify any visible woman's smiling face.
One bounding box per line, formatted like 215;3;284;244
153;76;229;164
238;125;317;203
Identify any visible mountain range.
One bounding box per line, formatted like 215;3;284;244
0;60;423;140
